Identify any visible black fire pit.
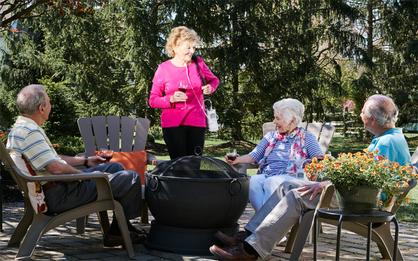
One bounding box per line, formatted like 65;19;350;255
145;155;249;255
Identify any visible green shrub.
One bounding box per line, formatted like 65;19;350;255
50;135;84;156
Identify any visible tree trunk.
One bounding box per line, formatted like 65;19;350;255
366;0;374;71
230;7;243;141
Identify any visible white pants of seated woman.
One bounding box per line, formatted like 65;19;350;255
249;174;299;212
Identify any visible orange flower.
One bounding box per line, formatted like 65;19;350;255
304;150;415;208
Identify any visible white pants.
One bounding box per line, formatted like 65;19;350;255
249;174;302;212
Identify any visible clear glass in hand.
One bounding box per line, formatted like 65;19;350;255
178;80;188;109
96;148;114;162
226;149;238;161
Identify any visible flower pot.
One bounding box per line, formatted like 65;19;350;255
336;186;379;214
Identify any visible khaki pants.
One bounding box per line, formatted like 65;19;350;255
245;177;319;259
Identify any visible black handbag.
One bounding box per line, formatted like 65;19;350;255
192;55;207;86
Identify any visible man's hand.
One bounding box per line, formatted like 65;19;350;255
297;181;327;201
86;156;106;167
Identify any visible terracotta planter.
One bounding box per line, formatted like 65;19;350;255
336;186;379;214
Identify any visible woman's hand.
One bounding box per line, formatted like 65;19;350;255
224;154;255;166
297;181;327;201
225;154;240;165
202;84;212;95
170;91;188;103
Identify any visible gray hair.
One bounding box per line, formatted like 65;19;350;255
165;26;201;57
363;94;398;128
16;84;47;115
273;98;305;125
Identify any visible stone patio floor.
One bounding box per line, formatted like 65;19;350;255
1;202;418;260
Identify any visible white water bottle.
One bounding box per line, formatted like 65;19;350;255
205;100;219;132
207;107;219;132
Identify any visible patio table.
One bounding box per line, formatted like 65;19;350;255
313;208;398;261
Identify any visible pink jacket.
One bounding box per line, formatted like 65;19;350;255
149;56;220;128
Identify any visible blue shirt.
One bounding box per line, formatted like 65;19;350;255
249;131;323;176
368;128;410;166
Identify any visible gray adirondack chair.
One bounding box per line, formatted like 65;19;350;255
77;116;152;227
0;142;134;259
261;122;335;153
78;116;150;158
411;146;418;167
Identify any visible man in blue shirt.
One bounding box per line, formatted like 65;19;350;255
210;94;411;260
361;95;410;165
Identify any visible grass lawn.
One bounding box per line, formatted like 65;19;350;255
152;131;418;222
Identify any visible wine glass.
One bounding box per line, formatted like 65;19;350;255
96;148;114;162
178;80;188;109
226;149;238;161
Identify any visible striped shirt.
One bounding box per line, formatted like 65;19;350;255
249;131;323;176
6;116;66;177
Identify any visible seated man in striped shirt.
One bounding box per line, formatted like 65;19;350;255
6;84;144;247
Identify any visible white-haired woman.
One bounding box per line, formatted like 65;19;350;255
227;98;324;211
149;26;219;160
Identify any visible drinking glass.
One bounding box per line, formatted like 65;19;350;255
178;80;188;109
226;149;238;161
96;148;114;162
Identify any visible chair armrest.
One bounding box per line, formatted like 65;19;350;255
22;171;114;201
22;171;109;183
234;163;259;174
317;181;335;209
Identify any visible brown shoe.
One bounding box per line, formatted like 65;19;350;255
214;231;248;247
209;244;257;260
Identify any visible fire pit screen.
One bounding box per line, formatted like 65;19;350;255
145;155;249;255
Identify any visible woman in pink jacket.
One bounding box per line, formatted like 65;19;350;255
149;26;220;159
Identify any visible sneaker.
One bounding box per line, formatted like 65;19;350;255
214;230;248;247
209;244;258;260
103;231;146;247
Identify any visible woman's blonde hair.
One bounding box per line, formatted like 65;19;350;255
165;26;201;57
